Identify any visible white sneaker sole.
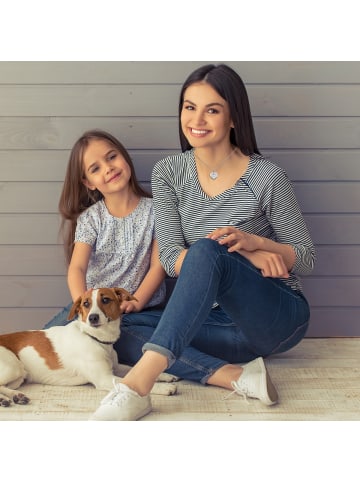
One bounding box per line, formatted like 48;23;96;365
89;403;152;421
258;357;278;406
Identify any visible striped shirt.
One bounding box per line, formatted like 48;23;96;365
151;149;315;293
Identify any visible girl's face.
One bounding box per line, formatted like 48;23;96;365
180;81;234;150
82;139;132;196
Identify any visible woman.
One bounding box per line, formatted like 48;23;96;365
91;64;315;421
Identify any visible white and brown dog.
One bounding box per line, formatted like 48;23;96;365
0;287;178;407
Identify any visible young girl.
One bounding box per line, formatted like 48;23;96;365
90;64;316;421
44;129;166;328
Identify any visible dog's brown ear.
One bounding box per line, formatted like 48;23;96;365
68;296;82;320
113;287;138;303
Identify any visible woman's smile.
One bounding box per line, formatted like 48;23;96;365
190;128;210;137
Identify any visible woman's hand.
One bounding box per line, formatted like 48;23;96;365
207;226;259;252
207;226;290;278
240;249;289;278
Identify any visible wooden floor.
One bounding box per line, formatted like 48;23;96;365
1;338;360;421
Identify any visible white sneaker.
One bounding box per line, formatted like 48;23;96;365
90;382;152;421
230;357;278;406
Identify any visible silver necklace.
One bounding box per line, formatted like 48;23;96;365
195;148;236;180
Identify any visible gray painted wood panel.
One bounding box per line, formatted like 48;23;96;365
307;309;360;336
0;61;359;336
0;61;359;84
0;246;66;275
312;247;360;276
1;309;61;332
1;85;359;116
305;215;360;244
0;276;69;307
303;278;360;306
1;214;60;244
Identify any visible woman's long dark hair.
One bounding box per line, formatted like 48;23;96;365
178;63;261;156
59;129;151;264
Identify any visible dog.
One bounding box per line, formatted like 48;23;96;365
0;287;178;407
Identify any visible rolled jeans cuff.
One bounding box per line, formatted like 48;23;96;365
142;342;176;369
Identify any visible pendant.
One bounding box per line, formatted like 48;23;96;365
209;171;218;180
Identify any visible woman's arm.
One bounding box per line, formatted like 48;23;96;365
121;239;167;313
152;160;188;278
206;164;315;278
174;249;188;276
260;166;315;275
67;242;92;301
225;164;315;277
207;227;295;278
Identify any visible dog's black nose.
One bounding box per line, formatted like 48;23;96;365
89;313;100;325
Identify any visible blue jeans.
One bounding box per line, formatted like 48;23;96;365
115;238;310;384
43;302;73;329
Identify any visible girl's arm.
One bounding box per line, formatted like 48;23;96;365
121;239;166;313
67;242;92;301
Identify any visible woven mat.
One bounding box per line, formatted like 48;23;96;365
2;339;360;421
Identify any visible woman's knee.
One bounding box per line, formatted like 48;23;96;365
269;320;309;355
187;238;223;264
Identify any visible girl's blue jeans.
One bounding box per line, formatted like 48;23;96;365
44;239;310;385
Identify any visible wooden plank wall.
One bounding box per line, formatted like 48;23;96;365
0;61;359;336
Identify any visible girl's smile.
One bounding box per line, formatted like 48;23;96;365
106;171;121;183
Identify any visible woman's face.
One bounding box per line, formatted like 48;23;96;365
180;81;234;150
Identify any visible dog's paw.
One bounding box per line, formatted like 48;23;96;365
151;382;178;396
163;383;177;395
156;373;181;383
13;393;30;405
0;397;11;407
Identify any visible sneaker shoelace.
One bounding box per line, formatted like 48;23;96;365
223;381;250;404
101;379;132;407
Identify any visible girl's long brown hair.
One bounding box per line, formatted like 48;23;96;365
58;129;151;264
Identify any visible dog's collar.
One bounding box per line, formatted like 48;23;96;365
87;333;117;345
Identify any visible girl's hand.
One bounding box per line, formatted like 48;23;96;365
207;226;259;252
121;300;142;313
